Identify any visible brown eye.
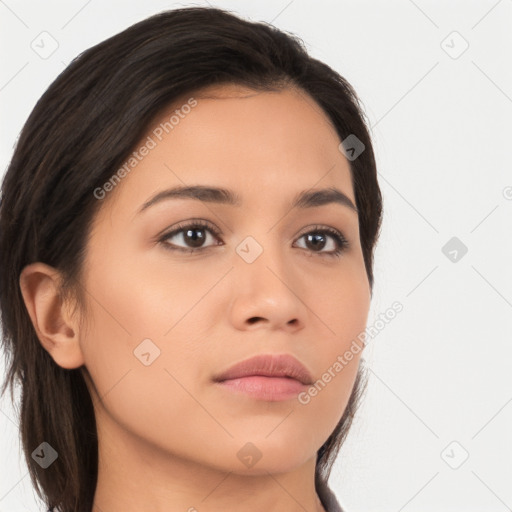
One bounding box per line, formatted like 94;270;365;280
294;226;349;258
160;221;222;252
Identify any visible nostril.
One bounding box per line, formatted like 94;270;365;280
247;317;263;324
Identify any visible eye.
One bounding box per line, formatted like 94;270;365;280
159;219;222;253
294;225;349;258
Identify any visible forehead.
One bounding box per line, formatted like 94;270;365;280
95;84;354;220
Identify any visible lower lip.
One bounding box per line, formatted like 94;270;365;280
215;376;309;401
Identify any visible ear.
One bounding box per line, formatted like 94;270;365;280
19;262;85;369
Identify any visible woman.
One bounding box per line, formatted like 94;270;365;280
0;6;382;512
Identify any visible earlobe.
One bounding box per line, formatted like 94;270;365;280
19;262;86;369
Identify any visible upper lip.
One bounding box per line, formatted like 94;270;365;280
213;354;314;385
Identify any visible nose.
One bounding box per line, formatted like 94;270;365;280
228;238;307;333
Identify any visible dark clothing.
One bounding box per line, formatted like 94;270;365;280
317;479;345;512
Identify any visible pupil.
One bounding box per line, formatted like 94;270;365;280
185;228;205;247
307;233;325;251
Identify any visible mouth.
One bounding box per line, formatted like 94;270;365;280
212;353;314;402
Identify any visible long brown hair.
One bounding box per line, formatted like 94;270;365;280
0;6;382;511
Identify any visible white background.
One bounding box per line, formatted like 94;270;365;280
1;1;511;511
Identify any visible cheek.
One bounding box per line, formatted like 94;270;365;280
78;291;206;456
312;259;371;345
299;264;369;417
77;253;211;430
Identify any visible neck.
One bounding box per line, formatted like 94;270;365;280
91;407;327;512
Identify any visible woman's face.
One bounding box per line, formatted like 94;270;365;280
79;83;371;475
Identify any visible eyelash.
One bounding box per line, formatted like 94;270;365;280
158;219;349;258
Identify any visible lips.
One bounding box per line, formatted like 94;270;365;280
213;353;314;385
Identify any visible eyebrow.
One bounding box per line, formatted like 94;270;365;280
137;185;358;214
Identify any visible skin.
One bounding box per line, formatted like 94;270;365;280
19;83;371;512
